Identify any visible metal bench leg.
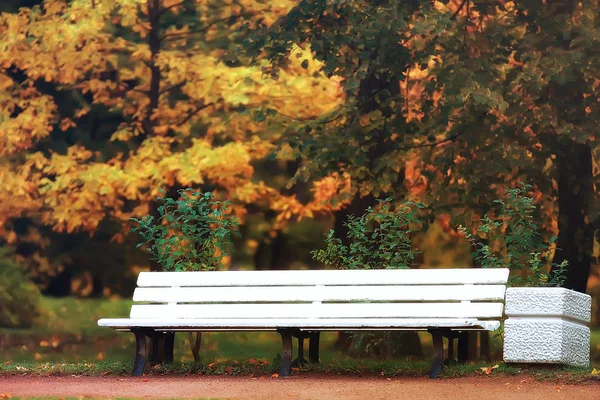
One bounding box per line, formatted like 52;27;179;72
445;336;455;366
429;330;444;379
132;330;147;376
309;332;320;364
279;330;293;377
458;332;469;363
149;335;164;365
164;332;175;364
293;336;307;367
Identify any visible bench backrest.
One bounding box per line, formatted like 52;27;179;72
129;268;509;321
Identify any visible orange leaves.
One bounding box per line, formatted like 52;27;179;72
0;0;348;240
480;364;500;375
0;77;57;156
310;172;352;212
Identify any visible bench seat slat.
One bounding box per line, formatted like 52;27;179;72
98;318;500;331
136;268;510;287
129;302;503;319
133;285;506;303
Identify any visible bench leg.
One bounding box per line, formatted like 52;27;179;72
279;330;293;377
132;330;147;376
429;330;444;379
164;332;175;364
293;336;307;367
309;332;320;364
149;335;164;366
445;336;456;366
458;332;468;364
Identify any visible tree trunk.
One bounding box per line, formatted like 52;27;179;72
553;141;594;293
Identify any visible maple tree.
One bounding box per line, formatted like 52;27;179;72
247;0;599;293
0;0;350;286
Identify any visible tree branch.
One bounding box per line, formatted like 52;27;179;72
161;12;256;41
160;81;187;95
176;103;215;126
450;0;469;21
397;112;487;150
159;1;185;16
402;0;469;45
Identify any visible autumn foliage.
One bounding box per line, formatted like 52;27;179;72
0;0;350;260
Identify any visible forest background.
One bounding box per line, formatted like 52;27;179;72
1;0;599;363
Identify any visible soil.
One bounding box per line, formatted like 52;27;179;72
0;375;598;399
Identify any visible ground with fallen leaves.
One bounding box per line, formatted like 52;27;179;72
1;375;599;399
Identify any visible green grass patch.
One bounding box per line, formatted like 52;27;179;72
1;296;599;381
2;359;599;384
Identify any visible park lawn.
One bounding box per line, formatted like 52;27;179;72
1;296;599;376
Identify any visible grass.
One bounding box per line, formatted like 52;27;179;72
1;296;599;383
1;359;598;385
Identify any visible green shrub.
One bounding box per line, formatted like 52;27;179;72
0;248;41;328
131;189;240;271
459;183;568;287
312;199;424;269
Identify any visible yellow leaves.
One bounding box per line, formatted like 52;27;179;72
0;0;348;239
43;0;67;15
163;0;185;14
0;80;58;156
132;21;152;38
0;74;13;91
433;1;450;14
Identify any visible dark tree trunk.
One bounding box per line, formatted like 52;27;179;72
253;232;291;270
553;142;594;293
91;276;104;298
44;269;72;297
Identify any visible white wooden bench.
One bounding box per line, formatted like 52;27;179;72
98;268;509;377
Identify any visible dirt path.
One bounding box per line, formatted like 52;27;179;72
0;375;598;399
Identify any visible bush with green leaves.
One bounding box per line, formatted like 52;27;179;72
312;199;424;269
131;189;240;271
459;183;567;287
0;248;41;328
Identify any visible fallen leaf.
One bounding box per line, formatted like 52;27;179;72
291;368;300;372
591;368;599;376
0;394;12;399
224;367;233;374
480;364;499;375
208;362;217;368
271;373;280;378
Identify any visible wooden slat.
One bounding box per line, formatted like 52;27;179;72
133;285;506;303
98;317;500;331
129;302;503;319
136;268;510;287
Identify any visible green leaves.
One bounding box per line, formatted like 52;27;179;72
130;189;240;272
459;183;567;287
311;199;424;269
